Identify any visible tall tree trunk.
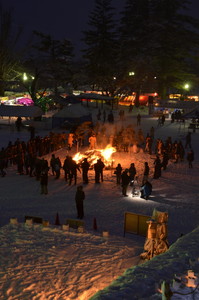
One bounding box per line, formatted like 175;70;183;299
0;80;5;97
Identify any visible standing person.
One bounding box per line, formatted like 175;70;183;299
98;158;105;182
81;158;90;184
137;113;141;126
161;114;165;125
15;117;22;131
187;149;194;168
54;157;61;179
69;158;81;185
40;171;48;195
63;155;71;182
97;109;101;121
88;134;97;150
115;163;122;185
162;151;169;170
0;156;6;177
68;133;74;150
153;155;162;179
29;125;35;139
185;132;192;149
94;158;105;183
142;162;150;184
121;169;130;196
128;163;137;183
50;154;56;176
107;111;114;124
75;185;85;219
150;126;155;141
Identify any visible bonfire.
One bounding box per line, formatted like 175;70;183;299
73;145;116;169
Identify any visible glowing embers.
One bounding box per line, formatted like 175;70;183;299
73;145;116;168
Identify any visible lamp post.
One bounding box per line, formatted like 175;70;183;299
183;83;190;99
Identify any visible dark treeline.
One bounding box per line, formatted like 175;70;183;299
0;0;199;103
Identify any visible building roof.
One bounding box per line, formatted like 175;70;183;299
0;105;43;117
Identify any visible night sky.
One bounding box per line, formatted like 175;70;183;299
1;0;199;58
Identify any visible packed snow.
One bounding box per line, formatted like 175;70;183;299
0;105;199;300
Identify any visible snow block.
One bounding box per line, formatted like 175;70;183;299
10;218;18;225
43;220;49;227
66;218;85;229
62;224;69;231
25;219;33;226
102;231;109;237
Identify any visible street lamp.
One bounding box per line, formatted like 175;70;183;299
184;83;189;90
23;72;28;81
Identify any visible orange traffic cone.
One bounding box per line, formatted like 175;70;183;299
55;212;60;226
93;217;97;230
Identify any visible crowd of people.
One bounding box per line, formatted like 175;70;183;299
0;110;196;209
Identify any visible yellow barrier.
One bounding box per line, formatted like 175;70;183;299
124;212;150;237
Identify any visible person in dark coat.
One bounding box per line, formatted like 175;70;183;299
137;113;141;126
29;125;35;139
140;180;152;200
50;154;56;176
121;169;130;196
187;149;194;168
153;155;162;179
75;185;85;219
185;132;192;149
54;157;61;179
162;151;169;170
69;158;81;185
81;158;90;184
0;157;6;177
94;158;105;183
15;117;22;131
128;163;137;183
63;155;71;182
142;162;150;184
40;171;48;194
115;163;122;185
107;111;114;124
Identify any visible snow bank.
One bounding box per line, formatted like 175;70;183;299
90;226;199;299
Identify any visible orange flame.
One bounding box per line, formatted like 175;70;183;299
73;145;116;168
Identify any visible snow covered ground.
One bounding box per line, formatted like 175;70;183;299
0;105;199;299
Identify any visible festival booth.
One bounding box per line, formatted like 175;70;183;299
0;105;43;119
76;93;115;109
181;107;199;120
181;108;199;132
52;103;92;128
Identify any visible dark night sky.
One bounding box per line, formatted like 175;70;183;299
1;0;199;58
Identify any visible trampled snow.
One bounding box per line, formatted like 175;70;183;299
0;106;199;299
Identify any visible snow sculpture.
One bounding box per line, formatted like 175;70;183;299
140;210;169;260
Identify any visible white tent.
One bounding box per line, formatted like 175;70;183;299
52;103;92;128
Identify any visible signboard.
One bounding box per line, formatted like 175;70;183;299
124;212;150;237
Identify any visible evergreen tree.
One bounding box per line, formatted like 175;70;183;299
150;0;199;98
118;0;199;100
118;0;154;106
0;4;23;96
32;31;74;95
20;32;74;104
82;0;118;95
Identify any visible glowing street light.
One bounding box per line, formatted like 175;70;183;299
184;83;189;90
129;71;135;76
23;72;28;81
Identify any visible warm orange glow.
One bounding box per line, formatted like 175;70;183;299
73;145;116;168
